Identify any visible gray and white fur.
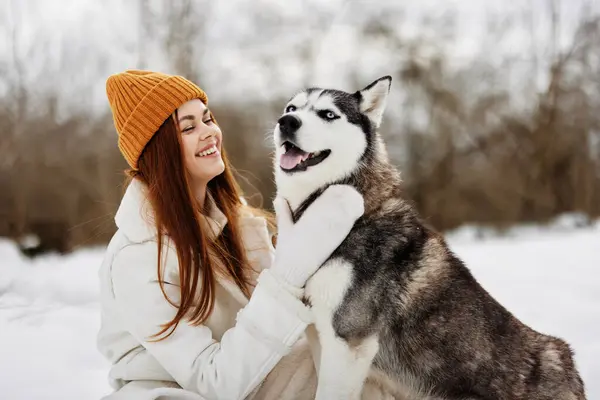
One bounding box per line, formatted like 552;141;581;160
271;76;587;400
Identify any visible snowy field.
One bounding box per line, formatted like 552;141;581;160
0;215;599;399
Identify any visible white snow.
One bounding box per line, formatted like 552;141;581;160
0;216;599;399
0;243;112;399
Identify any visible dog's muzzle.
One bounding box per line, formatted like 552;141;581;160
277;114;302;142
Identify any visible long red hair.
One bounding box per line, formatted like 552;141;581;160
127;112;268;340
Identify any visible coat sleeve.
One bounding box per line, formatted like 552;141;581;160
109;241;313;400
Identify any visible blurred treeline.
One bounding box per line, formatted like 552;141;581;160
1;1;599;256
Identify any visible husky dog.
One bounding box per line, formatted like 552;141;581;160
271;76;586;400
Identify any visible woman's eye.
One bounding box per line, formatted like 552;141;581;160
182;126;194;133
285;105;297;113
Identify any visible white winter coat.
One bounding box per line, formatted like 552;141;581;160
97;178;395;400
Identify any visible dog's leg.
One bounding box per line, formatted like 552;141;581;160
315;322;379;400
305;260;379;400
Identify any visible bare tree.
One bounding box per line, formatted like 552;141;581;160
138;0;152;69
163;0;214;80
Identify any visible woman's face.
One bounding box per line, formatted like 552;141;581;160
177;99;225;187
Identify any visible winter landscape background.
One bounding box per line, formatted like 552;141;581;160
1;0;599;399
2;219;599;399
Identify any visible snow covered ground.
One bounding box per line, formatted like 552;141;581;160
0;216;599;399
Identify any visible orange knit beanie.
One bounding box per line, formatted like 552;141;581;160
106;70;208;170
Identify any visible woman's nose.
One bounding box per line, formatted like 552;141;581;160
200;129;216;141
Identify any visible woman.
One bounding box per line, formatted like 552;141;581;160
97;70;366;399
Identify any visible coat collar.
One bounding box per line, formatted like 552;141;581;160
115;178;228;243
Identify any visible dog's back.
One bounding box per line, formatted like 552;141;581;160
325;195;586;399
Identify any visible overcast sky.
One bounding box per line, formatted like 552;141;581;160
1;0;597;118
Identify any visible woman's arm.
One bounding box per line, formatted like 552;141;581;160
111;242;311;400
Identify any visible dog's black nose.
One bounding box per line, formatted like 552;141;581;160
278;114;302;140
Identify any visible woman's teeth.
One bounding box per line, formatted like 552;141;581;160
197;146;217;157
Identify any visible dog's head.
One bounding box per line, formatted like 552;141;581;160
273;76;392;209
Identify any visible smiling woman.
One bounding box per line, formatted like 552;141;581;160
97;69;367;400
176;99;225;207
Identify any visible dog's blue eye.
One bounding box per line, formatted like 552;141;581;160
318;110;339;121
286;105;297;113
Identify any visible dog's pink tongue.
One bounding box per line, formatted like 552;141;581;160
280;152;303;170
280;147;309;170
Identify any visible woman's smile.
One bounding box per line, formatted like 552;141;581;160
196;143;220;158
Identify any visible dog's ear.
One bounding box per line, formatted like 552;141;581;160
357;76;392;128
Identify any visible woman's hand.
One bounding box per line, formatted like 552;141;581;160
270;185;364;288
